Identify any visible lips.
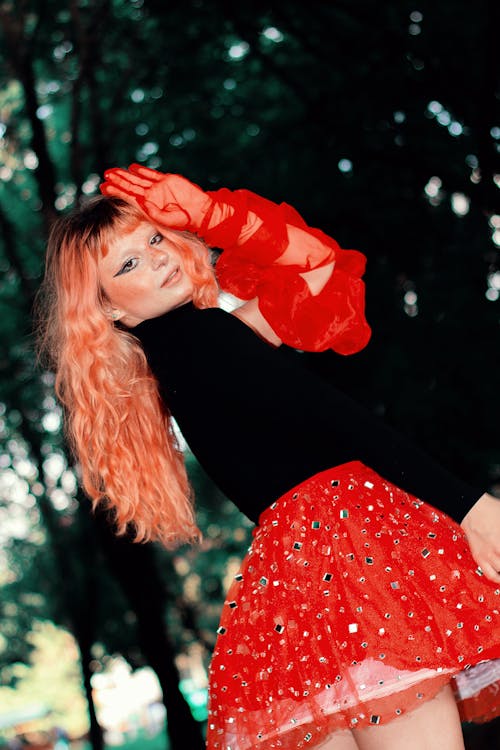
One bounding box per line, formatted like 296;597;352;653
161;266;180;287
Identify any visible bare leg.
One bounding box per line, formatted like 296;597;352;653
352;685;465;750
316;729;359;750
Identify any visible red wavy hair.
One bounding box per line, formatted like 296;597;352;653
35;196;219;546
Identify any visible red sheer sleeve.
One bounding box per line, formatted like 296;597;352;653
256;250;371;354
203;188;371;355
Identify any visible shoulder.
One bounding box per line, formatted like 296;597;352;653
133;302;292;397
191;305;280;360
133;302;271;363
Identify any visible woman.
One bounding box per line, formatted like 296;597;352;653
36;164;500;750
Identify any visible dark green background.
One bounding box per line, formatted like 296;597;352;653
0;1;498;748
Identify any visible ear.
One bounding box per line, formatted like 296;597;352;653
103;305;124;322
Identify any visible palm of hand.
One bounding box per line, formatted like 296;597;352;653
101;165;211;231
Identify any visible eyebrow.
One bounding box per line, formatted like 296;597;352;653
108;231;151;268
105;227;164;275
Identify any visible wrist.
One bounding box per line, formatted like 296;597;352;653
461;492;497;526
196;188;249;247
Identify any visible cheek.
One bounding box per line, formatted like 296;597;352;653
104;277;149;309
114;284;139;304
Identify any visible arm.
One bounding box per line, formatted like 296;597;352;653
100;165;336;273
275;227;336;294
202;186;370;354
101;166;370;354
231;298;283;347
218;190;500;575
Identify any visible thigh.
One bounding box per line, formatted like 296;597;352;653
352;684;465;750
316;730;359;750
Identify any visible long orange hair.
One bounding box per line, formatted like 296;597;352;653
35;196;219;546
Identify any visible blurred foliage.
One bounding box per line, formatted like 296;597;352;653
0;0;499;744
0;620;88;738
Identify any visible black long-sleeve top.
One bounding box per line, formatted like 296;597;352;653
133;302;481;524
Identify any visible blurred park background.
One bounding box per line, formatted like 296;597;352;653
0;0;499;748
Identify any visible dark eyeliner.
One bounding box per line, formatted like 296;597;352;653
113;258;136;277
149;233;163;246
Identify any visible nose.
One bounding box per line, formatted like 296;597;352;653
150;246;169;270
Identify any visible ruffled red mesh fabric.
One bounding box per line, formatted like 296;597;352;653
208;189;371;355
454;661;500;723
209;189;292;270
199;188;251;248
256;256;370;354
206;462;500;749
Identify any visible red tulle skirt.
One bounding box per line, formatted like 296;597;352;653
206;462;500;749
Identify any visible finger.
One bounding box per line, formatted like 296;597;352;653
100;180;141;198
103;176;147;198
103;168;151;191
470;554;500;580
100;182;117;196
105;169;148;188
466;535;500;573
128;164;164;182
104;168;137;181
479;563;500;584
488;549;500;567
100;182;138;199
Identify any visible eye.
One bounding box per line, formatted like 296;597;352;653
114;257;138;277
149;232;163;246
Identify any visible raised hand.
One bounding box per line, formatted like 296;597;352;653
100;165;213;232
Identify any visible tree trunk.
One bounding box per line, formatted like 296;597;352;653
94;512;206;750
18;419;106;750
0;7;57;228
76;629;105;750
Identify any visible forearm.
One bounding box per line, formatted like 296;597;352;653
238;221;336;294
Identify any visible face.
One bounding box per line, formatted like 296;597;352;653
98;221;195;327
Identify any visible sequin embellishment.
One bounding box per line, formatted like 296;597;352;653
207;461;500;750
